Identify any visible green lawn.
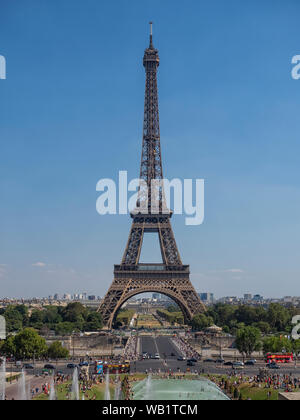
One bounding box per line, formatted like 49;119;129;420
34;381;115;400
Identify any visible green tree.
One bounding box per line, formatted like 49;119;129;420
267;304;290;332
54;322;76;336
263;336;292;354
236;326;262;357
14;328;47;359
62;302;87;323
3;306;23;332
47;341;69;359
85;312;103;331
191;314;214;331
0;335;16;357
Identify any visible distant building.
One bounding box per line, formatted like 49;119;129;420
88;295;96;301
244;293;252;301
199;293;214;304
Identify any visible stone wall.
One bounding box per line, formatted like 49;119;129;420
43;333;126;357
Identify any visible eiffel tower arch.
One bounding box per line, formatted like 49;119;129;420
98;23;205;328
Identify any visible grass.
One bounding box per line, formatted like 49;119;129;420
136;314;161;329
34;381;115;400
238;384;278;400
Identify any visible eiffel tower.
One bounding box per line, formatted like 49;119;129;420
98;23;205;328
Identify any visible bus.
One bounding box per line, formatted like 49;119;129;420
265;352;293;364
95;361;130;375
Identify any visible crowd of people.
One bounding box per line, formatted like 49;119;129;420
124;335;137;360
209;371;300;399
172;336;200;360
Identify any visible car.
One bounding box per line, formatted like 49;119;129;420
203;358;215;363
232;365;244;370
245;360;256;366
232;361;244;367
187;360;195;366
43;364;55;370
224;361;233;366
177;356;185;361
23;363;34;369
67;363;77;369
189;357;198;363
170;352;176;357
79;361;89;367
142;353;148;360
154;353;160;359
215;359;225;364
267;363;280;370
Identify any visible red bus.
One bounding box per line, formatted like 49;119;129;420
265;352;293;364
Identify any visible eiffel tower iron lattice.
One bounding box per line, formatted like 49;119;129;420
98;23;205;327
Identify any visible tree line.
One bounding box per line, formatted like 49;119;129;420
0;328;69;360
0;302;103;335
192;303;300;335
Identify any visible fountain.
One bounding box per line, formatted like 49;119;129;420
145;374;152;400
132;377;229;400
71;368;79;400
114;370;121;400
104;370;110;400
0;357;5;400
18;369;27;400
49;375;56;400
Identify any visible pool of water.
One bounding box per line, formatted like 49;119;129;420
132;377;229;400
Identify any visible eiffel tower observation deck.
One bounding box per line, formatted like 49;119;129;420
98;23;205;328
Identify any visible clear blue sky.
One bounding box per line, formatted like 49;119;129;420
1;0;300;299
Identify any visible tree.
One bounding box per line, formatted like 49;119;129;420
3;306;23;332
263;336;293;354
235;326;261;357
54;322;76;336
85;312;103;331
267;304;290;332
47;341;69;359
13;328;47;359
0;335;16;357
62;302;87;323
192;314;214;331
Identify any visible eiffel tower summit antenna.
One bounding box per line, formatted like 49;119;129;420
98;25;205;328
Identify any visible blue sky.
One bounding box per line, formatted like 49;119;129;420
1;0;300;299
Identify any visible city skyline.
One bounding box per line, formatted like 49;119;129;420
1;0;300;299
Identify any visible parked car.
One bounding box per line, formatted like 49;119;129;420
203;358;215;363
79;361;89;367
154;353;160;359
245;360;256;366
187;360;195;366
43;364;55;370
67;363;77;369
177;356;185;361
189;357;198;363
224;361;233;366
215;358;225;364
23;364;34;369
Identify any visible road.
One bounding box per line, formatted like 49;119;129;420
132;335;300;376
